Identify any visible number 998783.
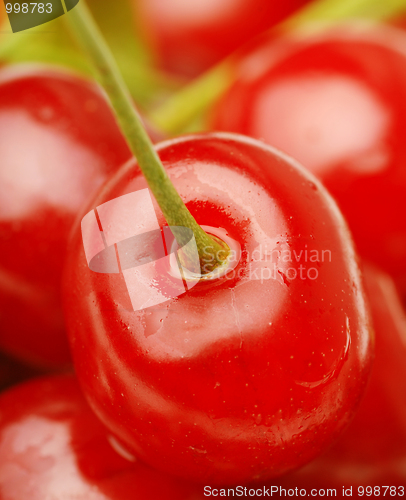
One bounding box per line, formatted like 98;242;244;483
5;3;52;14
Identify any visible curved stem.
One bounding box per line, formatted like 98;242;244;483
149;60;235;136
287;0;406;26
65;1;229;273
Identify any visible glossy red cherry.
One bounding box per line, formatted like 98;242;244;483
0;65;131;369
63;133;373;484
0;374;202;499
275;263;406;490
134;0;309;77
211;24;406;291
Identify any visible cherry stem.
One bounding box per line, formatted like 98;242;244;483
64;1;229;274
149;0;406;135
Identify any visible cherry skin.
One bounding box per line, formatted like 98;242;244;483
211;24;406;291
134;0;309;77
63;133;373;484
276;263;406;490
0;374;203;499
0;65;131;369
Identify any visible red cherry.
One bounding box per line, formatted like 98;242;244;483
0;65;131;369
63;133;373;484
0;374;202;499
134;0;310;77
211;24;406;290
276;263;406;489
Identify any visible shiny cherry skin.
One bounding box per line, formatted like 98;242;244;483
276;263;406;490
211;24;406;290
63;133;373;484
0;374;202;499
0;65;131;369
134;0;309;77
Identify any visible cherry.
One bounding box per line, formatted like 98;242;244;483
63;132;373;484
275;263;406;489
211;24;406;291
134;0;309;77
0;374;203;499
0;65;131;369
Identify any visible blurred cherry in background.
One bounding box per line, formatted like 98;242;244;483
0;374;202;500
212;24;406;293
0;66;131;369
134;0;310;77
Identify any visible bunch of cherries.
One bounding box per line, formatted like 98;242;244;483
1;0;406;498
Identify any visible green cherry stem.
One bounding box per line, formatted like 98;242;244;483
149;0;406;135
65;1;229;274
